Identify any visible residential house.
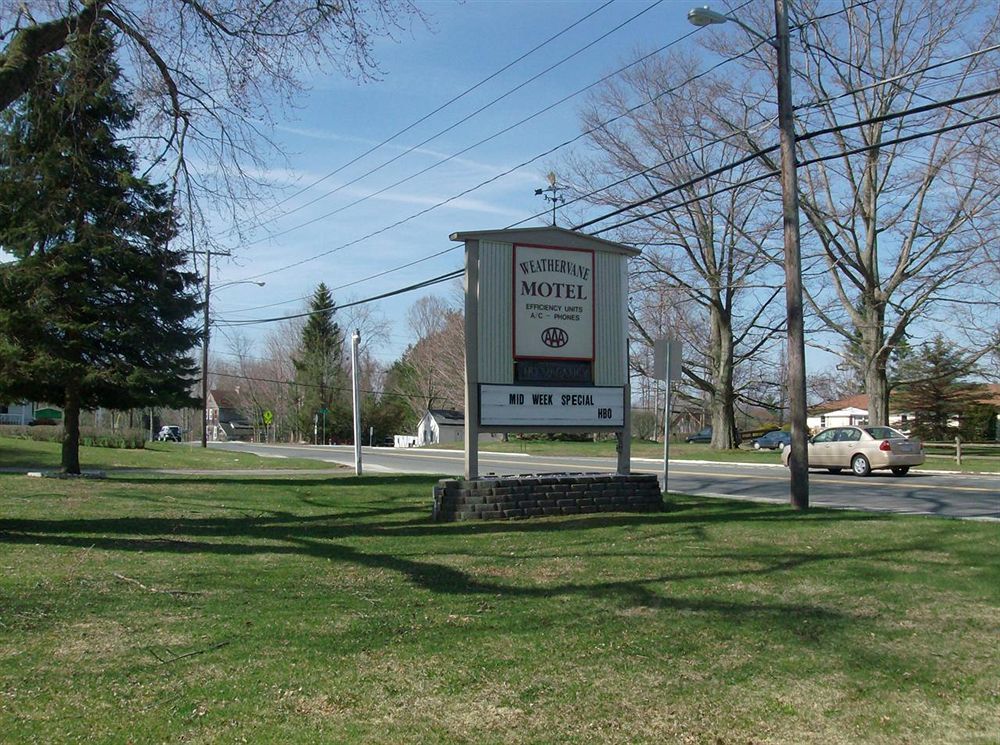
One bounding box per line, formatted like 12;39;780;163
0;401;35;426
206;388;254;441
808;385;1000;435
416;409;503;445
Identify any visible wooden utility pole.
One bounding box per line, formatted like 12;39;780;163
774;0;809;509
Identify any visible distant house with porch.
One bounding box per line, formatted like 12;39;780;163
0;401;36;425
0;402;62;426
206;388;254;441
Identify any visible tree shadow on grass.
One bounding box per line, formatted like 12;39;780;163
0;510;959;644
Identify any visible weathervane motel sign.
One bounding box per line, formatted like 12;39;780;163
451;227;639;479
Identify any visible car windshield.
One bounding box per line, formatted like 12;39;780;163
864;426;906;439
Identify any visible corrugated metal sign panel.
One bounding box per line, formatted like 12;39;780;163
593;251;627;387
478;240;513;384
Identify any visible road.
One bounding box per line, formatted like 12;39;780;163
210;442;999;520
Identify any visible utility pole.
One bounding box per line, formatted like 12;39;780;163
351;329;362;475
200;249;212;448
687;1;809;509
774;0;809;509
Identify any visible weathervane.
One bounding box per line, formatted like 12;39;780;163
534;171;566;227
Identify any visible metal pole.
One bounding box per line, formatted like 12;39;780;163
662;346;671;492
201;249;211;448
775;0;809;509
352;329;362;475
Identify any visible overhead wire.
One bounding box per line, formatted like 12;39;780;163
257;0;618;221
251;0;667;234
212;96;1000;330
233;34;754;283
228;12;998;302
220;12;1000;324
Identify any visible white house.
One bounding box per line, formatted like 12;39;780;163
0;401;34;426
416;409;503;445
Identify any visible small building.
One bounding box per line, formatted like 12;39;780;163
0;401;35;426
417;409;465;445
206;388;254;441
416;409;503;446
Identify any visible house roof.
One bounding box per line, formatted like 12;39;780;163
427;409;465;424
209;388;242;409
809;393;870;415
809;384;1000;416
977;383;1000;407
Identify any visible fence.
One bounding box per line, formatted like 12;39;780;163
923;439;1000;466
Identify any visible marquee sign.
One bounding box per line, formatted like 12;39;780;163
513;244;594;361
480;384;624;427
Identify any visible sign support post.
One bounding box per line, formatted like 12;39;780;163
655;338;682;492
464;240;480;480
351;329;362;475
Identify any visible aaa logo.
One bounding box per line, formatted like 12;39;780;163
541;327;569;348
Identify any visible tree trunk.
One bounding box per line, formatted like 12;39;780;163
61;383;82;474
860;305;890;426
709;307;739;449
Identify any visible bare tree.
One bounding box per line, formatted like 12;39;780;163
568;51;783;448
714;0;1000;425
386;295;465;423
0;0;423;234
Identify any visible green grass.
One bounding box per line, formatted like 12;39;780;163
456;438;999;473
0;436;341;472
1;472;997;743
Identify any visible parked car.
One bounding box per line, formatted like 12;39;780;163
685;427;712;443
753;430;791;450
156;425;182;442
780;425;923;476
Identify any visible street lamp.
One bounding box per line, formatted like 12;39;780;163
688;1;809;509
200;274;265;448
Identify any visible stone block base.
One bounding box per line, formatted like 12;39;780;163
433;473;663;521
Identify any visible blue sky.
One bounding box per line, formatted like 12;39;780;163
210;0;702;365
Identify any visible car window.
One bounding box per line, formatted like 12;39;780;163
864;426;904;439
813;429;837;443
843;428;861;442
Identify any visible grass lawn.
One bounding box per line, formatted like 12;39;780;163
0;436;341;472
1;472;997;743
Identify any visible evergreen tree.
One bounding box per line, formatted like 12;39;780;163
0;27;201;474
293;283;348;443
895;336;980;441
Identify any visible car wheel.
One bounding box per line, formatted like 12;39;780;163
754;442;761;450
891;466;910;476
827;467;842;474
851;455;871;477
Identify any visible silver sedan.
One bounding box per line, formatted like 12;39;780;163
782;425;924;476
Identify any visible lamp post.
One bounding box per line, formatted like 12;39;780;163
688;1;809;509
200;266;265;448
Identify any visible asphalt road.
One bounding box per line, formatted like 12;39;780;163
211;442;999;520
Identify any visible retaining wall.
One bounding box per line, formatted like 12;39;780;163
433;472;663;521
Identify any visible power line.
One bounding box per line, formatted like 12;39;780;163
579;84;1000;233
225;23;1000;314
217;269;463;327
216;106;1000;332
592;107;1000;235
243;31;697;255
251;0;666;234
256;0;618;223
235;37;753;283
